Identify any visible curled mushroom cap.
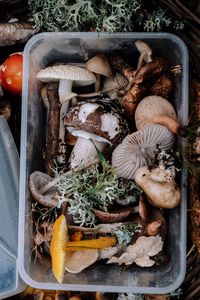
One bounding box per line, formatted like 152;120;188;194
135;95;177;130
29;171;58;207
85;53;113;78
112;125;174;179
85;54;113;92
135;40;152;69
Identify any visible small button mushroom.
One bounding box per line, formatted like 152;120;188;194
112;124;175;179
133;166;181;209
85;53;113;92
145;220;162;236
36;64;96;147
135;95;180;134
64;101;128;168
135;40;152;69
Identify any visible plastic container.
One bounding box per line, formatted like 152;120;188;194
19;32;188;294
0;116;26;299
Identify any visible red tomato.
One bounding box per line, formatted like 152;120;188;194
1;52;23;96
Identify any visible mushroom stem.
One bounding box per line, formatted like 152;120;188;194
94;73;101;92
58;79;77;144
58;79;74;103
78;91;101;98
151;114;181;134
70;137;105;169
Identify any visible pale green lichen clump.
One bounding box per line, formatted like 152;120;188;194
28;0;183;32
54;161;141;227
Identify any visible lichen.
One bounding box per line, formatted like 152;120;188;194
54;161;141;227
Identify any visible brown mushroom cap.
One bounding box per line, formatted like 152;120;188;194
135;95;177;130
85;53;113;78
112;125;174;179
64;102;128;145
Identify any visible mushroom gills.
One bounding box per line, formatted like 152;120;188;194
112;125;175;179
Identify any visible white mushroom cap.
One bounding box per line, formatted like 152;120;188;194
65;249;98;273
36;64;96;86
135;95;177;130
112;125;175;179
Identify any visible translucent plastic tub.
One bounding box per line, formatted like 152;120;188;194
0;116;26;299
19;32;188;294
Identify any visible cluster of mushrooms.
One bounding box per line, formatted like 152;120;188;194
30;40;182;282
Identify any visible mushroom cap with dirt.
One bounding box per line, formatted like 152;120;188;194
64;101;128;168
133;166;181;208
112;124;175;179
135;95;178;131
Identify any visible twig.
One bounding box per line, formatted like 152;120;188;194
187;244;196;258
187;284;200;300
175;0;200;25
159;0;200;36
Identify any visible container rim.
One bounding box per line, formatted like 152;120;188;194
19;32;188;294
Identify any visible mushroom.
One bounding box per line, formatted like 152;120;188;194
133;166;181;209
55;291;71;300
0;21;36;46
149;74;173;98
33;290;45;300
64;101;128;168
112;124;175;179
94;197;149;223
65;249;98;273
135;95;179;133
29;159;99;208
85;53;113;92
107;235;163;267
121;58;168;120
145;220;162;236
103;73;128;101
36;64;96;147
29;171;58;208
93;207;136;223
135;40;152;69
109;51;136;82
